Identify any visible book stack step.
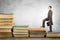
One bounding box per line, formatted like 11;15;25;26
29;28;46;38
13;26;28;38
0;14;13;26
0;13;13;38
0;28;12;38
47;32;60;37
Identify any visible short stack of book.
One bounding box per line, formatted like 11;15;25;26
13;26;28;38
29;28;46;37
0;13;13;38
47;32;60;37
0;28;12;38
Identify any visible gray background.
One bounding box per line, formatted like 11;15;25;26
0;0;60;40
0;0;60;32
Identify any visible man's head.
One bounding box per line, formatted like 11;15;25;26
48;6;52;10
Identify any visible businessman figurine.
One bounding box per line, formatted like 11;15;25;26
42;6;53;32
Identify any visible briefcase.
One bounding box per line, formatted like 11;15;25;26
47;22;50;26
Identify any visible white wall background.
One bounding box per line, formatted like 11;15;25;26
0;0;60;32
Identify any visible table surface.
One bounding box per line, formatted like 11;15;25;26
0;38;60;40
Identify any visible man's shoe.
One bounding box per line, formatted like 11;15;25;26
41;26;45;28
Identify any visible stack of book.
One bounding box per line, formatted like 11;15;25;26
13;26;28;38
47;32;60;37
29;28;46;37
0;28;12;38
0;13;13;38
0;14;13;26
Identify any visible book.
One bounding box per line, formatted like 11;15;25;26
14;26;28;27
0;32;12;38
14;28;28;30
0;24;13;26
13;32;28;34
14;34;28;38
0;18;13;20
0;32;12;34
30;34;45;37
0;26;12;28
13;29;28;32
0;28;11;32
0;35;12;38
0;23;13;24
30;31;46;34
47;32;60;37
0;20;13;21
0;21;13;23
0;13;13;15
0;14;13;18
13;26;28;29
29;28;46;31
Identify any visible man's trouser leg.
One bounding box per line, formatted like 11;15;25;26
42;20;45;27
42;18;48;27
50;25;52;32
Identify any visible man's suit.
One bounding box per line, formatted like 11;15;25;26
42;10;53;32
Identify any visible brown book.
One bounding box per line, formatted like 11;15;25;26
0;21;13;23
0;14;13;18
0;32;12;34
0;13;13;15
13;29;28;32
14;34;28;38
0;23;13;26
0;28;11;32
0;23;13;24
0;19;13;21
0;32;12;38
29;28;46;31
0;23;12;25
0;35;12;38
30;34;45;37
47;32;60;37
0;18;13;19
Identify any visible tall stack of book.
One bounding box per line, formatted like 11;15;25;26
13;26;28;38
0;13;13;38
29;28;46;38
